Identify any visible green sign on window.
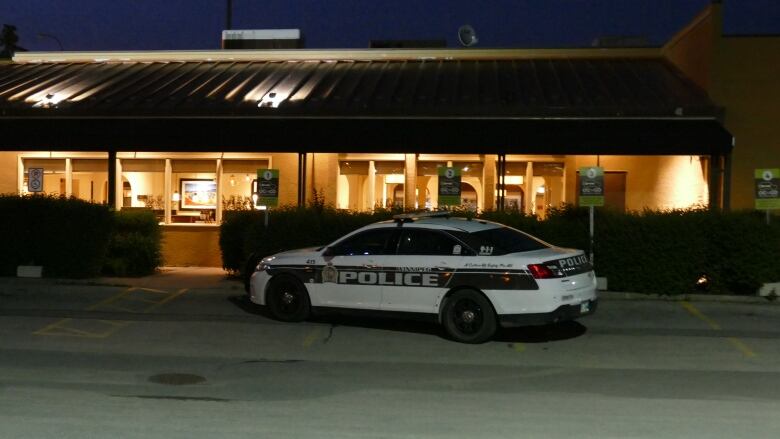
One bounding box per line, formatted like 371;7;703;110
755;168;780;210
438;167;461;206
579;167;604;207
256;169;279;207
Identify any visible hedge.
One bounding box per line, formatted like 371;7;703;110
221;204;780;296
0;194;162;278
103;209;162;277
0;194;113;277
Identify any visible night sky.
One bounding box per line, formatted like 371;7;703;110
2;0;780;52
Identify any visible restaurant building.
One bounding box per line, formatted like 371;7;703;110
0;3;776;267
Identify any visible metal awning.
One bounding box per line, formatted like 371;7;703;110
0;49;732;154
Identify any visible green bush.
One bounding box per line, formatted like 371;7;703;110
0;194;113;277
219;203;780;295
103;209;162;276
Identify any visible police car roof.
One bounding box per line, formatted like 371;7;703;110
370;216;503;233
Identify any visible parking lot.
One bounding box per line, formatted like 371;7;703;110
2;269;780;438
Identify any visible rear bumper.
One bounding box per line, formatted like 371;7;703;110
498;299;598;328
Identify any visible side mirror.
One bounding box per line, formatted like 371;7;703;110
322;247;334;257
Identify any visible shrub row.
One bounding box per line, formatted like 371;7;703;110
221;204;780;296
103;209;162;277
0;195;161;278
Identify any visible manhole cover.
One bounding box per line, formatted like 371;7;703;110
148;373;206;386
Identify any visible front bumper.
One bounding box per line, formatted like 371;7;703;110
498;299;598;328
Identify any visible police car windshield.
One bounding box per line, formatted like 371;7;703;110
450;227;549;255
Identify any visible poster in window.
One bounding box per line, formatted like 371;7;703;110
180;179;217;210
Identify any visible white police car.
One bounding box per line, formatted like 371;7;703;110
249;212;597;343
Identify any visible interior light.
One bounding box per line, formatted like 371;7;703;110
244;174;251;182
229;174;236;187
172;191;181;202
463;166;470;172
537;185;546;194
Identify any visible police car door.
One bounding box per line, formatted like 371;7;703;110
380;228;465;314
318;228;397;310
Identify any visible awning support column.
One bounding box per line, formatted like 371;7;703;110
107;150;116;210
298;152;307;207
723;151;732;211
709;153;723;210
496;153;506;211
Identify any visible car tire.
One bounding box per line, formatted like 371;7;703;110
442;289;497;344
266;275;311;322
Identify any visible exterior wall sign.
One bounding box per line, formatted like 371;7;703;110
438;167;461;206
579;167;604;207
256;169;279;207
755;168;780;210
28;168;44;193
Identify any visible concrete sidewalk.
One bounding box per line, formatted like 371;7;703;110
1;267;242;291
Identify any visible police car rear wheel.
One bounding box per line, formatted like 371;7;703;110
267;276;311;322
442;290;496;344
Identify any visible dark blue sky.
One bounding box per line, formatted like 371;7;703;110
2;0;779;52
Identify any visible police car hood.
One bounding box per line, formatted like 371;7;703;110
274;247;322;258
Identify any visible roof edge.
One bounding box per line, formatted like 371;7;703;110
12;47;662;64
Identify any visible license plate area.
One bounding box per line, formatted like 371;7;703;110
580;301;590;313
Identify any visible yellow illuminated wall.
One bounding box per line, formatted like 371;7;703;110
664;3;780;210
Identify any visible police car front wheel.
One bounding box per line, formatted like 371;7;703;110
266;275;311;322
442;289;497;344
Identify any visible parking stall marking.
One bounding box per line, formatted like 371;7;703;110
302;326;325;348
680;301;757;358
33;287;189;338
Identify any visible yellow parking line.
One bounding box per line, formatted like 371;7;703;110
727;337;757;358
680;302;721;330
135;287;170;294
144;288;189;311
86;287;138;310
680;301;756;358
302;327;323;348
33;287;187;338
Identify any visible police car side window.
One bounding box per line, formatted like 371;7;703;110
330;229;396;256
397;229;465;256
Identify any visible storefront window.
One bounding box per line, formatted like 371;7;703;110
221;159;269;211
337;160;405;210
72;159;108;203
419;159;483;210
22;158;66;196
121;159;165;221
417;161;446;209
533;162;564;218
375;161;405;209
172;159;217;223
500;161;527;212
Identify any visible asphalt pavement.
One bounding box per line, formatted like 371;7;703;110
1;268;780;439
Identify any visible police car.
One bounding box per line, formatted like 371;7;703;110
249;212;597;343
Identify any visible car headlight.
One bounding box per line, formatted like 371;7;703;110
255;256;276;272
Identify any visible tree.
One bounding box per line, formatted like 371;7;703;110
1;24;26;59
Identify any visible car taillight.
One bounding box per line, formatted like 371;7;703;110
528;264;555;279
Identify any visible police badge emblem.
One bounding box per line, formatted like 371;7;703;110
322;265;338;283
